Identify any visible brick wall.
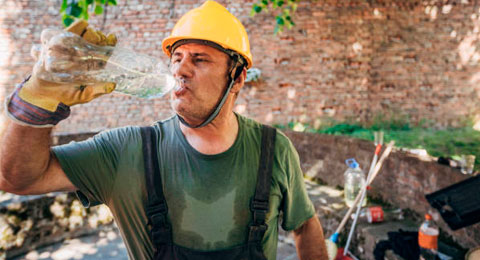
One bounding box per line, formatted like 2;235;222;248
1;0;480;133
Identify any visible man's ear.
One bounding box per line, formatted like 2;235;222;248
231;67;247;94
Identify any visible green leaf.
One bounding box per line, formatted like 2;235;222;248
94;4;104;14
79;0;89;19
261;0;268;6
291;3;298;12
61;0;68;12
86;0;93;4
276;16;285;25
82;9;89;19
63;16;75;27
66;3;82;17
277;0;284;7
253;4;262;13
107;0;117;5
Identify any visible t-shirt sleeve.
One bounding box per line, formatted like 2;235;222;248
52;126;137;207
279;137;316;231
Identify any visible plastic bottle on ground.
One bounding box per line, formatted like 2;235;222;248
351;206;404;223
419;213;439;260
344;158;367;208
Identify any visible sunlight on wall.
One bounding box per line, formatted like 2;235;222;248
0;24;12;105
459;6;480;131
352;42;363;54
442;4;453;14
457;10;480;66
473;118;480;131
287;88;296;99
0;1;21;137
265;112;273;123
248;87;257;97
458;33;479;65
425;5;438;20
234;104;246;114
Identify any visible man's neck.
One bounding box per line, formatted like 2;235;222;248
179;111;239;155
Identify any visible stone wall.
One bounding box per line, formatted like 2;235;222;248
1;0;480;133
284;130;480;249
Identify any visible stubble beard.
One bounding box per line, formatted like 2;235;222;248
170;93;218;124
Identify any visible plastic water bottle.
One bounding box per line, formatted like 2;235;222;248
419;214;439;260
344;158;367;208
31;29;176;98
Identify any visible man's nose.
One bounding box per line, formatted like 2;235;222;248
171;58;194;79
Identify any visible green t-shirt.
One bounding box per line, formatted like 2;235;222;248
52;114;315;260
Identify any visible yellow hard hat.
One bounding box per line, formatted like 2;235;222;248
162;0;253;68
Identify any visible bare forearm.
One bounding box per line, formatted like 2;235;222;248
294;215;329;260
0;115;53;192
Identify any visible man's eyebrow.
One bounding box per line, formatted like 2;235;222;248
191;53;212;58
172;52;212;59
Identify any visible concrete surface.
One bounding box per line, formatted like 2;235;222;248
13;225;299;260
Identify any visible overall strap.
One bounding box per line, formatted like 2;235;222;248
140;126;172;246
249;125;277;243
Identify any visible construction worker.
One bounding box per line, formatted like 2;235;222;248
0;1;328;259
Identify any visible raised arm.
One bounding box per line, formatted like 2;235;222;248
0;117;75;194
0;20;116;195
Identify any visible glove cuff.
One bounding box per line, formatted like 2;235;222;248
5;76;71;128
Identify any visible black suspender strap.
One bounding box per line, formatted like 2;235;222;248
141;124;276;248
249;125;277;243
140;126;172;246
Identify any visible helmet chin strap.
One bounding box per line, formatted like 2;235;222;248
177;62;243;129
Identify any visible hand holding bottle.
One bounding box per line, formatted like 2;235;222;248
32;23;175;99
5;20;119;127
7;20;175;127
21;20;118;112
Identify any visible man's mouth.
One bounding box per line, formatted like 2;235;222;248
174;84;188;96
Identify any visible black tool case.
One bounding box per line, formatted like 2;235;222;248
426;175;480;230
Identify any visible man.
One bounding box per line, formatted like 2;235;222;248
0;1;328;259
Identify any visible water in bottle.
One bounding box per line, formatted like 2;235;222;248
419;214;439;260
344;158;367;208
31;28;176;98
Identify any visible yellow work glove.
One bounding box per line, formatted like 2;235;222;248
6;20;117;127
22;20;117;111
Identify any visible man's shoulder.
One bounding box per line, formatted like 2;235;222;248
237;114;293;150
97;116;176;141
96;125;141;141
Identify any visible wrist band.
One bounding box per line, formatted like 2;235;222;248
5;76;71;128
